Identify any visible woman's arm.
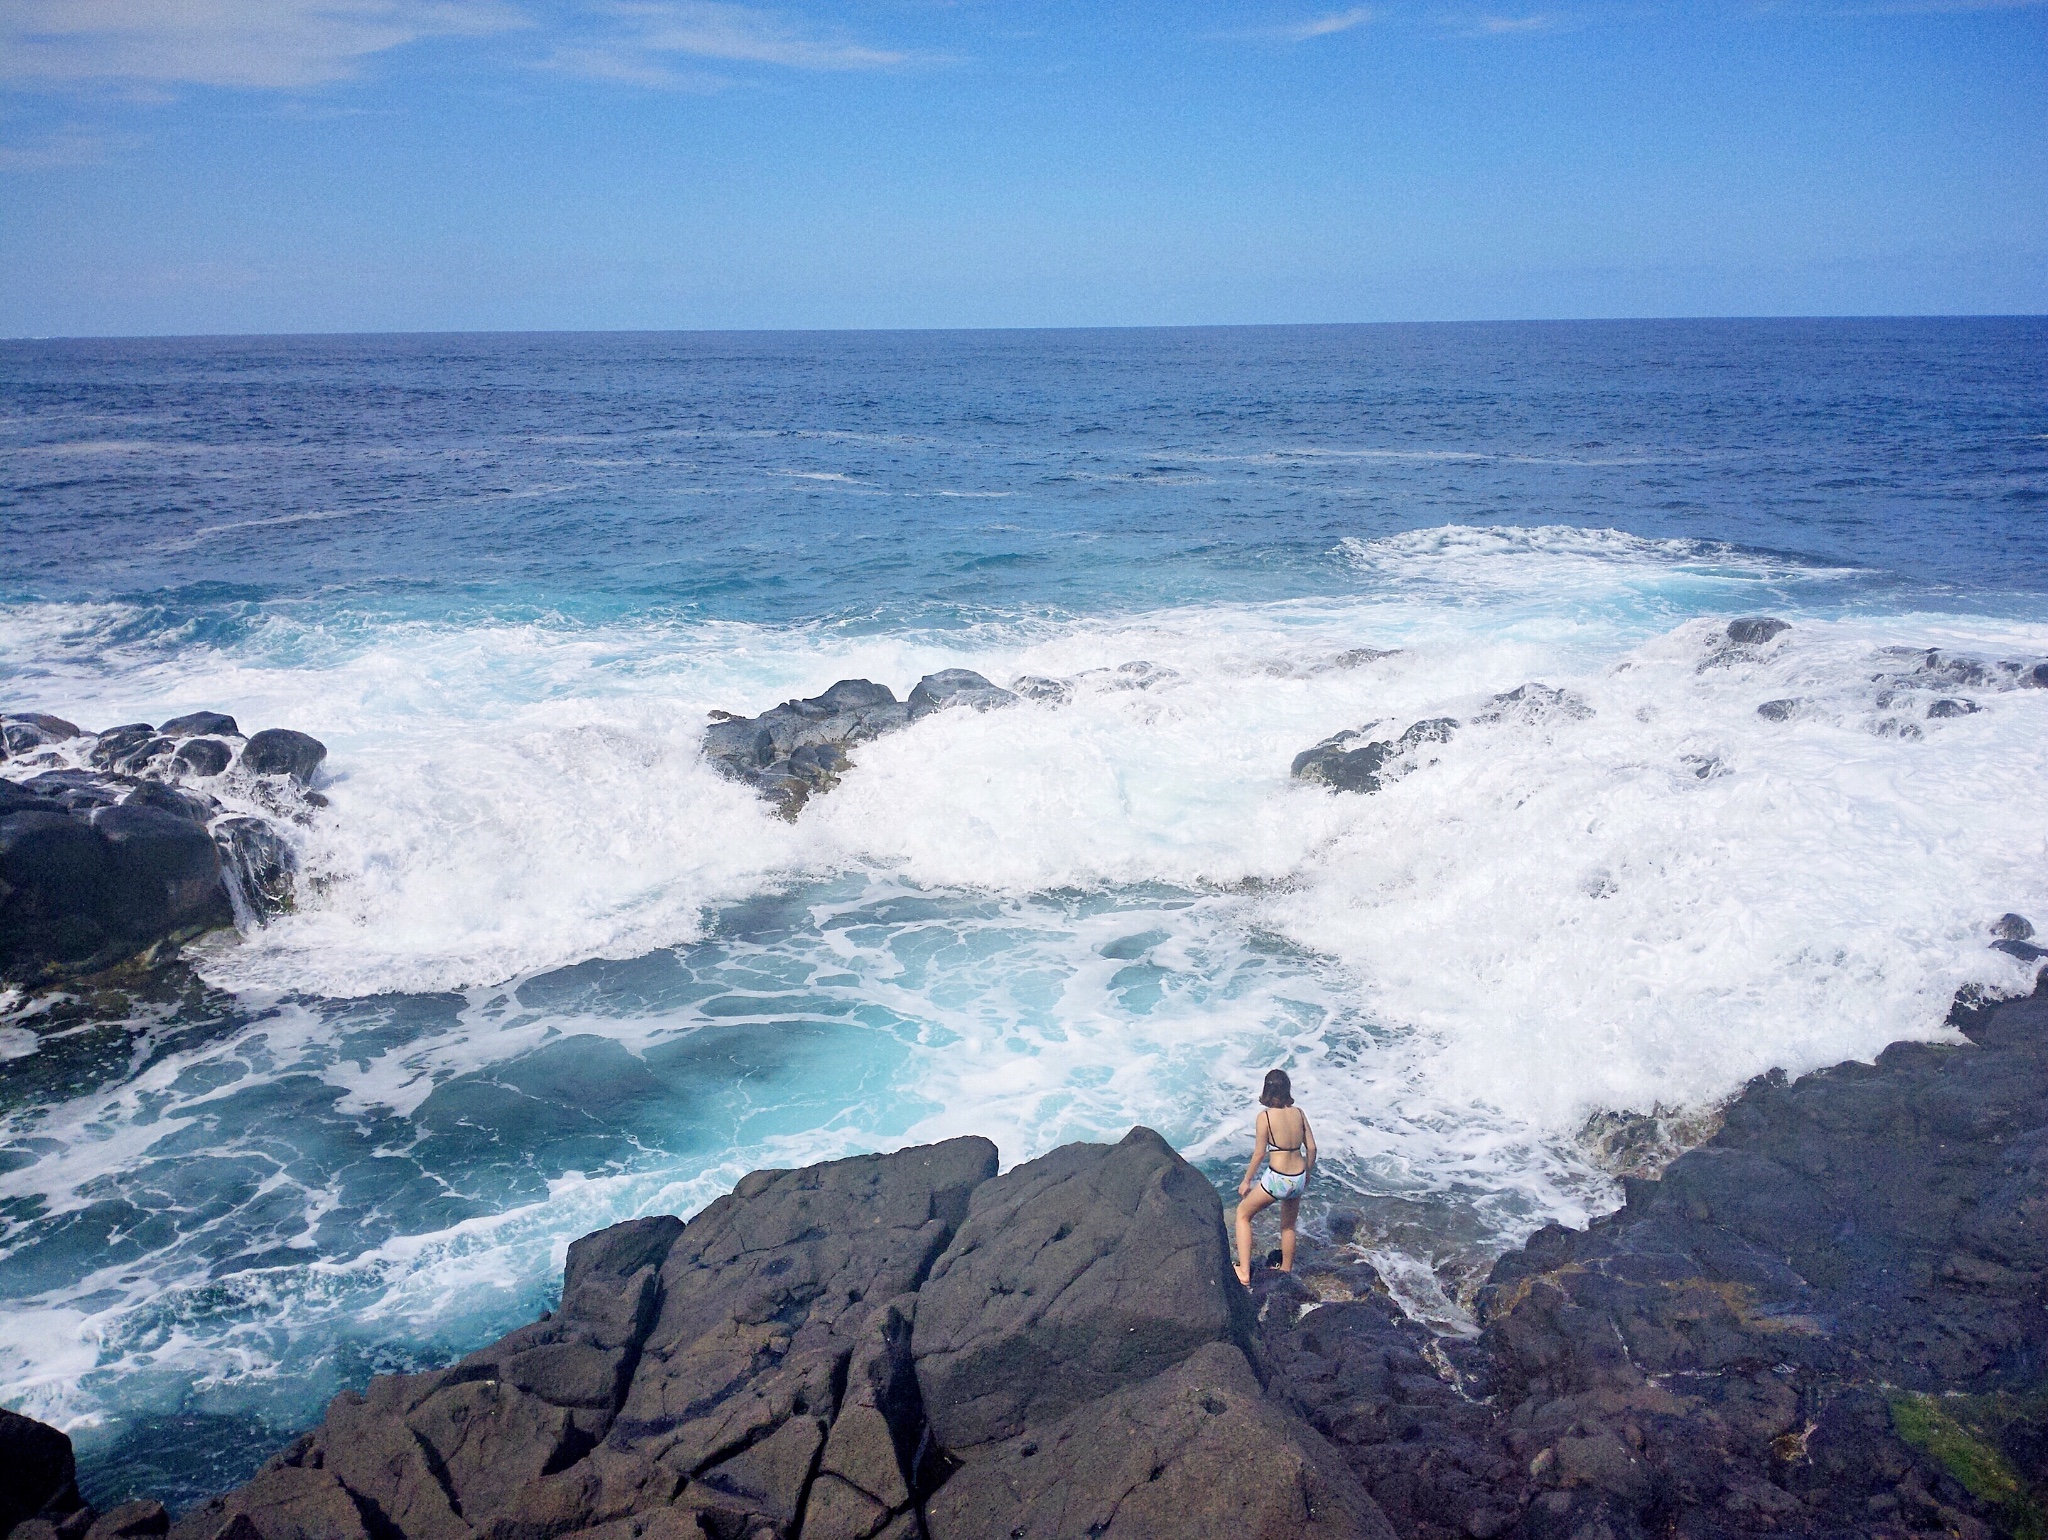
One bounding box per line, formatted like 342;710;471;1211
1304;1119;1317;1172
1238;1111;1270;1196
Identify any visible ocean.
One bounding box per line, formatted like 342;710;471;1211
3;318;2046;1507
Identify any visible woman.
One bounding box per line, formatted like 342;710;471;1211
1234;1068;1315;1286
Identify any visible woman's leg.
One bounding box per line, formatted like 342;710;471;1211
1277;1196;1301;1271
1234;1186;1275;1284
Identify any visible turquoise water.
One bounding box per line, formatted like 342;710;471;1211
2;319;2046;1507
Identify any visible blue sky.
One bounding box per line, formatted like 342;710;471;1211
2;1;2044;334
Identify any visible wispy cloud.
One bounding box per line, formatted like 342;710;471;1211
0;0;524;92
550;1;915;85
1455;11;1565;34
1217;7;1374;42
0;126;140;170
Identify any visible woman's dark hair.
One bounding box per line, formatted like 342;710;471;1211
1259;1069;1293;1108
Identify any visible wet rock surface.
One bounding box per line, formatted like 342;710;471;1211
701;674;1012;817
12;971;2046;1540
1;711;325;981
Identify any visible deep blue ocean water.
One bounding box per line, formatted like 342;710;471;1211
3;318;2046;1508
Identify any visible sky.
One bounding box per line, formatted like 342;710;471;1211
1;1;2044;335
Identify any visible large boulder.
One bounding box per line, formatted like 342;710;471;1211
158;712;241;739
0;714;82;760
91;803;235;942
906;670;1017;718
0;1408;81;1534
239;730;326;786
913;1127;1254;1451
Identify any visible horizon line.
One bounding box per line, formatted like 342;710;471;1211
7;312;2048;344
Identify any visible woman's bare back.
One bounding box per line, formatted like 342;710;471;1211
1263;1107;1310;1175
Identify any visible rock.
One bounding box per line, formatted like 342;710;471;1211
609;1136;996;1511
1474;682;1592;725
1292;731;1401;794
704;671;1020;816
158;712;241;740
213;818;296;920
913;1127;1254;1450
1;714;83;758
906;670;1018;718
91;803;234;941
2;710;322;978
1755;698;1800;721
167;1464;372;1540
0;812;116;972
1927;697;1980;718
88;726;172;776
1008;675;1070;704
239;730;326;785
923;1342;1392;1540
83;1502;167;1540
1292;718;1457;795
1725;617;1790;647
0;1408;80;1534
173;739;233;778
1993;913;2036;942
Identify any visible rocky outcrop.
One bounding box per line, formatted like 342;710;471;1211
702;673;1019;816
0;712;325;981
68;1130;1391;1540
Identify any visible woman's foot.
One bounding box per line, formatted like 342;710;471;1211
1234;1264;1252;1287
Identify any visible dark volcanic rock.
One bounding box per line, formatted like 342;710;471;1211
1;1408;81;1534
924;1341;1392;1540
158;712;241;740
704;672;1017;817
1;710;323;980
1;714;83;759
173;739;233;778
1724;616;1791;647
146;1128;1404;1540
906;670;1018;718
238;730;326;785
913;1126;1255;1450
1293;718;1459;795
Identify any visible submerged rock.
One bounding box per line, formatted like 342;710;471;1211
703;671;1018;817
1473;681;1593;725
1724;615;1791;647
1293;717;1459;795
0;710;322;981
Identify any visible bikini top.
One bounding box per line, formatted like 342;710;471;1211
1264;1110;1309;1154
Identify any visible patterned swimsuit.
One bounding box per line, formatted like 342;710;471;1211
1259;1113;1311;1200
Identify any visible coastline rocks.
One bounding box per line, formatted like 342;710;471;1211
0;711;325;981
702;672;1017;817
124;1128;1396;1540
